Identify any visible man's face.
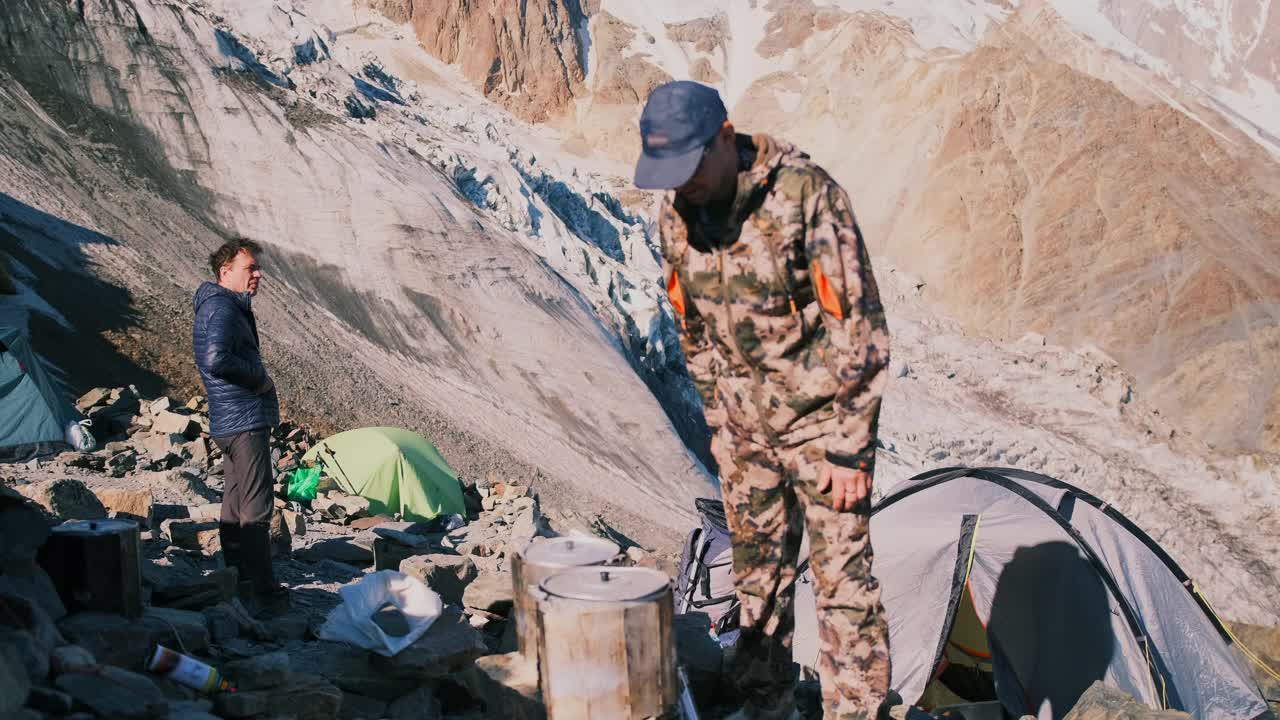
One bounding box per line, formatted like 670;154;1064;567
675;126;736;207
220;250;262;296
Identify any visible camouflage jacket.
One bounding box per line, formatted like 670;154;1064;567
658;134;890;474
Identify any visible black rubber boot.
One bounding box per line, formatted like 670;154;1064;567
218;522;242;572
239;522;289;618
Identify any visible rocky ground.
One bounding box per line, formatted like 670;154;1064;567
3;386;1277;720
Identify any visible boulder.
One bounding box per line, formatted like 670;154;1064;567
291;641;406;701
270;509;292;558
339;692;389;720
16;480;106;521
142;433;188;459
387;685;443;720
148;397;173;416
152;411;199;439
0;561;66;623
372;609;487;680
57;608;208;669
26;685;74;714
462;571;514;615
215;675;342;720
76;388;112;413
295;538;373;567
223;651;290;691
185;439;210;467
49;645;96;674
161;519;220;555
0;643;31;717
56;666;168;720
93;488;153;525
456;652;544;720
281;509;307;536
1062;682;1191;719
400;554;478;606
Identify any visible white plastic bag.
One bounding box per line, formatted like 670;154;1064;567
317;570;443;656
64;419;95;452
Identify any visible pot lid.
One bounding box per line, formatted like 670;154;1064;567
540;566;670;602
51;519;139;536
522;536;619;568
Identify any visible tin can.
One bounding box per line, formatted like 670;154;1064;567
147;645;233;694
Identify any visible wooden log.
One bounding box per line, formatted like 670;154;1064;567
535;567;677;720
511;536;618;665
37;519;142;618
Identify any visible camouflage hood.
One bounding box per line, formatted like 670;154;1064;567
671;133;808;252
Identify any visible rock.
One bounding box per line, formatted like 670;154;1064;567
153;411;199;439
150;504;191;525
149;397;173;416
1062;681;1190;719
349;515;393;530
0;643;31;717
401;554;478;606
296;538;374;567
76;388;112;412
0;492;52;563
282;509;307;536
107;450;138;477
216;675;342;720
26;685;74;713
16;480;106;521
57;608;208;669
142;433;188;459
189;504;222;521
49;645;96;673
93;488;153;525
185;396;206;411
503;484;531;499
263;613;310;642
372;609;487;680
270;509;292;558
372;537;422;572
185;438;210;467
339;692;389;720
456;652;544;720
1225;622;1280;711
320;494;371;523
0;630;47;688
57;613;152;669
387;685;443;720
203;603;243;644
0;560;66;622
147;564;237;610
625;545;659;569
509;507;543;544
481;496;497;512
162;519;220;555
56;666;168;719
224;651;290;691
292;641;406;701
462;571;514;615
142;607;210;655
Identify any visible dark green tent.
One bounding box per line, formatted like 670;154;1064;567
0;327;78;459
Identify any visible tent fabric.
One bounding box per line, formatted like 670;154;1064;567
0;326;77;454
870;467;1269;720
301;427;466;523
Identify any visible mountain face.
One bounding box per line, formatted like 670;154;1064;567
1;0;1276;625
0;0;713;548
372;0;1280;457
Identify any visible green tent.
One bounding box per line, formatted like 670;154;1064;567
302;427;466;522
0;327;78;458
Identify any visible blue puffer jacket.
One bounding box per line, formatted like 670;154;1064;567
192;282;280;439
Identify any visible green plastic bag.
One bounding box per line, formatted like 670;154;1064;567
287;464;322;502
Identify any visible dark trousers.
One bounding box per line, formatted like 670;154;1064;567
213;429;276;593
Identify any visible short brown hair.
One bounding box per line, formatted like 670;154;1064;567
209;237;262;280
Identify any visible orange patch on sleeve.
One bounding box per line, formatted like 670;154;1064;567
812;261;844;320
667;269;687;317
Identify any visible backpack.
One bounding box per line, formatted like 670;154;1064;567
676;498;821;672
676;498;739;634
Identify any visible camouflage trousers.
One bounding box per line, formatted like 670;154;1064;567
712;426;891;720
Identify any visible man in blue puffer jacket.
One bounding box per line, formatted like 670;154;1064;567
192;237;286;615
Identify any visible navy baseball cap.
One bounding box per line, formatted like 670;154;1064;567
634;81;728;190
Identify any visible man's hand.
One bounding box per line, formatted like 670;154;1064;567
817;463;872;512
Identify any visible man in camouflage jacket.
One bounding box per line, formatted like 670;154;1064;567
634;81;892;719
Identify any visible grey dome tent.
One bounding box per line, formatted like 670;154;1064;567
0;326;79;460
865;466;1272;719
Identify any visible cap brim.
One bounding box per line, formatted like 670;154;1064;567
633;145;704;190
